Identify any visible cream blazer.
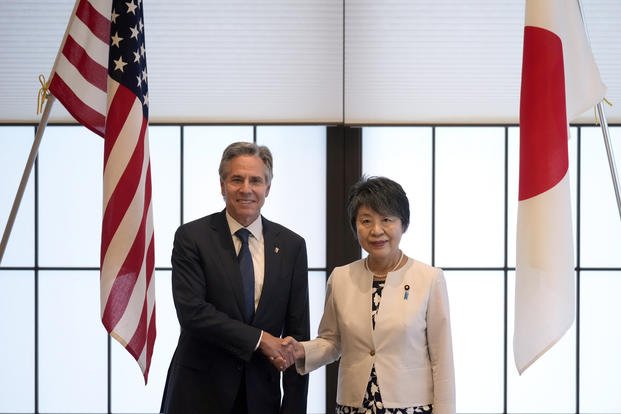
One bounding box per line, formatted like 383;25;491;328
298;257;455;414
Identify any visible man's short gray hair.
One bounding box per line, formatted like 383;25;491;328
218;141;273;184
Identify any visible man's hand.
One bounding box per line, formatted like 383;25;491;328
258;331;295;371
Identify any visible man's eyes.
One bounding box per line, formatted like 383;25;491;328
230;177;264;185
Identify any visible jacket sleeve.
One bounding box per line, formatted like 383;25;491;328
280;238;310;414
426;270;456;414
298;271;341;375
171;223;261;361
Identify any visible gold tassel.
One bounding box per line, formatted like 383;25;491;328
37;74;50;114
594;97;613;125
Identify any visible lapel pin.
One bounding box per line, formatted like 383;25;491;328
404;284;410;300
274;246;280;254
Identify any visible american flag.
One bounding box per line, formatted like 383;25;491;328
48;0;156;382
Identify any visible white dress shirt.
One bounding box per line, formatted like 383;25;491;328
226;212;266;350
226;211;265;311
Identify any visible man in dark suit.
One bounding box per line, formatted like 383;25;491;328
161;142;310;414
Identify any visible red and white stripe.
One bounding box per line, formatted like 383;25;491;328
49;0;110;136
514;0;605;374
48;0;156;382
100;80;156;381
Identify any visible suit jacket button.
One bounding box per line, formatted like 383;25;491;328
370;350;375;356
236;363;243;371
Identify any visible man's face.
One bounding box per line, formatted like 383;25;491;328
220;155;271;227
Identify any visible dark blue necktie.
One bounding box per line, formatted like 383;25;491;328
235;228;255;322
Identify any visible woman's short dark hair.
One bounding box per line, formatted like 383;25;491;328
347;176;410;238
218;141;273;184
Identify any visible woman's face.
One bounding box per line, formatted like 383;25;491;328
355;205;404;261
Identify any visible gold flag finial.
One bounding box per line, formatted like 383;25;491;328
37;74;50;114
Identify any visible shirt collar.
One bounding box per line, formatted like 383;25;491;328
225;211;263;241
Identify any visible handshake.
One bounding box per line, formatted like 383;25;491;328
259;333;306;372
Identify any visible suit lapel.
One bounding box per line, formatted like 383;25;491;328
256;217;280;317
212;211;247;320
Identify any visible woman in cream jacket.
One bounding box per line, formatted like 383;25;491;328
284;176;455;414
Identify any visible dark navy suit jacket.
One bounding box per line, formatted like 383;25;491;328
161;210;310;413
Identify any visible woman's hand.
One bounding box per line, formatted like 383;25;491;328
281;336;305;363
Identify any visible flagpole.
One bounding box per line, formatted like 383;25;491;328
0;95;56;264
576;0;621;221
595;101;621;221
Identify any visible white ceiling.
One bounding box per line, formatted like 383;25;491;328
1;0;620;125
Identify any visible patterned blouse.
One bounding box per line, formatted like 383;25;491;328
335;279;433;414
